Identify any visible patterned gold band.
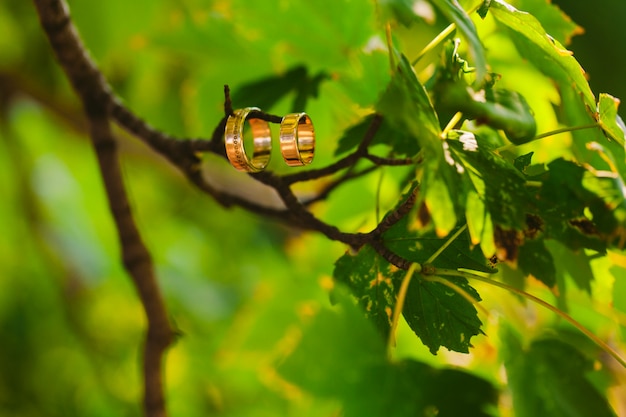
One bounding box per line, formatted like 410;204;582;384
224;107;272;172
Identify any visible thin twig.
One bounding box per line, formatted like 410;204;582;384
411;2;483;66
253;171;369;247
437;268;626;369
282;114;383;184
425;224;468;264
302;166;378;206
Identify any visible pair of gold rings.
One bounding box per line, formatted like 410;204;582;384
224;107;315;172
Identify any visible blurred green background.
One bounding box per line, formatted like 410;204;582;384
1;1;626;416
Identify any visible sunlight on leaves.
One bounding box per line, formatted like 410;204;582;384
597;93;626;146
430;0;489;83
489;0;594;109
333;245;397;338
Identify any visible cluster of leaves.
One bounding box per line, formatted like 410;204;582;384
331;0;622;343
319;0;626;415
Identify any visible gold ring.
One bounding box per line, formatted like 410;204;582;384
279;113;315;166
224;107;272;172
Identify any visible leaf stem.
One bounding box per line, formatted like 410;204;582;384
388;262;421;356
436;268;626;369
412;22;457;66
375;169;385;224
533;123;600;141
496;123;601;153
423;275;490;317
426;224;468;264
442;112;464;137
411;2;483;66
386;22;396;70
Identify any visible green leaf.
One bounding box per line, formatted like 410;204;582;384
423;169;459;235
514;0;583;45
397;361;498;417
612;265;626;338
277;300;497;417
489;0;595;110
278;297;497;417
232;0;377;71
402;275;484;354
513;151;534;173
517;238;556;288
434;76;537;143
277;294;386;398
333;245;397;338
536;158;609;253
430;0;488;83
334;114;421;157
382;218;488;353
446;133;531;229
538;159;593;219
231;65;328;113
466;190;496;256
378;0;423;26
557;88;619;178
477;0;491;19
345;359;497;417
384;216;494;274
376;53;441;151
581;159;626;241
597;93;626;146
334;115;374;156
335;212;488;353
503;331;617;417
547;240;594;294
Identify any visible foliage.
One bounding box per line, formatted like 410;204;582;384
2;0;626;416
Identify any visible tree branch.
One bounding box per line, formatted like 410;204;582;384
32;1;175;416
31;1;423;412
370;184;418;236
370;239;414;270
89;112;175;417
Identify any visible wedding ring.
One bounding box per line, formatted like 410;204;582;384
279;113;315;166
224;107;272;172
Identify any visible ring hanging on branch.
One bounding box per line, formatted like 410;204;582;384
224;107;273;172
279;112;315;166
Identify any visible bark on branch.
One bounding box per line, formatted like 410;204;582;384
32;1;175;416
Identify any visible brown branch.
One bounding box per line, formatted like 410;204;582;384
30;0;425;391
90;113;175;417
281;114;383;184
370;184;419;236
108;96;201;168
30;1;425;415
32;1;175;417
252;171;369;247
29;0;420;254
364;153;417;166
370;239;413;270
